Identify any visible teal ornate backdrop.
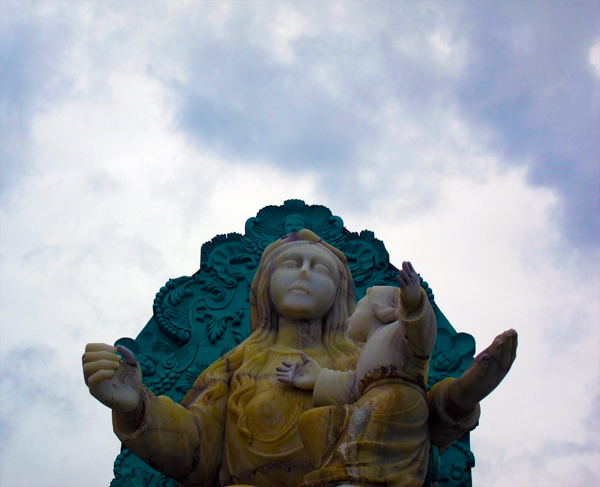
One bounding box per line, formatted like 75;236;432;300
110;200;476;487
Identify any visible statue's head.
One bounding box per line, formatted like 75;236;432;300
250;229;356;341
280;214;307;234
347;286;400;342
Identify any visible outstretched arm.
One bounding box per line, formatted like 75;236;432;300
428;329;517;450
82;342;225;482
447;329;518;415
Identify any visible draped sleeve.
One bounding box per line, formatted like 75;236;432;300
400;288;436;362
426;377;481;452
113;343;246;486
312;368;357;407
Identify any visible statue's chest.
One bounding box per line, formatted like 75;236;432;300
244;378;311;438
230;352;313;440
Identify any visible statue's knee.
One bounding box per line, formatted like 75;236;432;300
299;406;347;468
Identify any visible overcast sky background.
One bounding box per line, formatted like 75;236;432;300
1;2;599;486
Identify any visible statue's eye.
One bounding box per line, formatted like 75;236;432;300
280;260;300;269
313;263;333;277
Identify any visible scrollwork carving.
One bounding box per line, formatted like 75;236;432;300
240;199;345;255
438;438;475;487
428;329;475;389
342;230;398;299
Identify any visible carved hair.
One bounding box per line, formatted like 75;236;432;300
366;286;401;324
248;229;359;366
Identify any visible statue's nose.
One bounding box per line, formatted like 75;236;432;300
298;263;310;279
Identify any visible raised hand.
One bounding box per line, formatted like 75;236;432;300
82;343;142;414
397;261;422;313
276;352;322;390
447;329;518;415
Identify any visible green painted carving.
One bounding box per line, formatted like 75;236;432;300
438;436;476;487
111;200;475;487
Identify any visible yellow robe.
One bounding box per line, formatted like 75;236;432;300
114;340;352;487
295;290;479;487
297;377;430;487
113;290;478;487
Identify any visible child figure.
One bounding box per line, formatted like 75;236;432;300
277;261;517;487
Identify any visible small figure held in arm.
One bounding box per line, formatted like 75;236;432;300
277;261;518;487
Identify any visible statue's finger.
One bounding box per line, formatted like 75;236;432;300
83;362;117;385
472;353;493;382
501;329;517;370
276;367;290;373
117;346;139;367
499;331;514;371
507;330;518;370
406;261;417;279
82;351;121;364
300;352;310;364
396;274;407;287
479;336;511;376
281;361;294;367
398;270;410;286
85;343;117;354
488;333;505;360
88;368;116;388
476;352;491;365
83;359;120;381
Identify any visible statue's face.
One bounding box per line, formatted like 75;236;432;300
270;244;339;320
283;215;306;234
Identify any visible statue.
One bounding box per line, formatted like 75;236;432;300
82;226;517;487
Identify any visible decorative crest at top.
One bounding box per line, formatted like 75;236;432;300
241;199;345;256
198;200;400;299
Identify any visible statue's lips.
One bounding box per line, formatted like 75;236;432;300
289;285;311;293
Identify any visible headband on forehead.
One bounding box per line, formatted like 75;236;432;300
249;229;355;332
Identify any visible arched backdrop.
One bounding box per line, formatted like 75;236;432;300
111;200;476;487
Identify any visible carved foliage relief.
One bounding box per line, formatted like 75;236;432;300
112;200;475;487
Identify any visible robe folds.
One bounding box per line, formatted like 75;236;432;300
295;289;479;487
113;289;479;487
114;340;355;487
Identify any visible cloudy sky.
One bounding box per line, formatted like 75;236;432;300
1;1;598;486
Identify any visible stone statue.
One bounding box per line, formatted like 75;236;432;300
82;229;517;487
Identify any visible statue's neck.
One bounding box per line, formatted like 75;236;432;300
276;317;324;350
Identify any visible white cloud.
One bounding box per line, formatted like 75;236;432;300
589;38;600;78
1;2;598;486
0;346;122;486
